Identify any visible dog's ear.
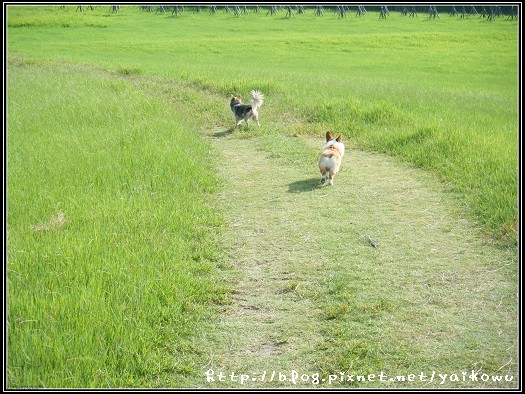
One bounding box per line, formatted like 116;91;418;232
336;135;342;142
326;131;334;141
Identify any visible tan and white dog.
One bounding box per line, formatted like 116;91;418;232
319;132;345;185
230;90;264;128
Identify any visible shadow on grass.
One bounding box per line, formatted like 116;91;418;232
288;177;321;193
212;128;235;138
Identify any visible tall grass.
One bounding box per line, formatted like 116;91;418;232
7;5;518;242
7;61;226;387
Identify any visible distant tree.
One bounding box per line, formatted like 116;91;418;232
172;6;183;16
428;5;439;19
267;5;279;15
487;6;496;21
508;5;518;19
356;5;366;17
480;7;488;18
233;5;249;16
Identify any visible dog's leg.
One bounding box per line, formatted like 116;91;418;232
252;112;260;127
328;172;335;186
320;169;326;184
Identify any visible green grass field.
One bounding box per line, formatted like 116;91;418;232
7;5;518;241
7;56;228;387
6;5;519;389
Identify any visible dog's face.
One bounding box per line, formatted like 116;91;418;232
230;95;242;105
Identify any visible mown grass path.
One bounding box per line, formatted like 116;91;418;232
182;128;517;389
196;132;325;388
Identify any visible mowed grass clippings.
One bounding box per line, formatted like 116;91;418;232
7;62;227;388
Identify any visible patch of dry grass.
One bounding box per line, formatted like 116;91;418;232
31;211;65;232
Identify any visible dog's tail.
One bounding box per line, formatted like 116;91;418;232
250;90;264;110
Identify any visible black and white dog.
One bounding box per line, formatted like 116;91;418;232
230;90;264;128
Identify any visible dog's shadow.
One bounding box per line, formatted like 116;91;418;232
287;178;321;193
212;128;235;138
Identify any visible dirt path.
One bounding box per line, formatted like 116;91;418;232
184;130;517;389
198;132;327;387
